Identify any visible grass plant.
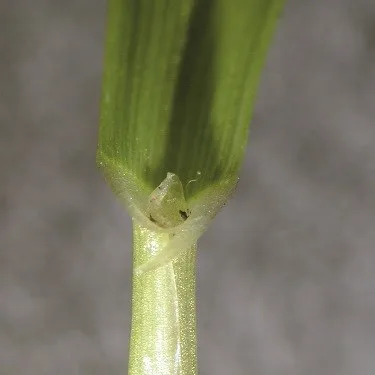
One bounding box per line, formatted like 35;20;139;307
97;1;285;374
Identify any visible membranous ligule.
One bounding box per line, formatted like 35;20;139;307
135;172;233;274
148;173;190;228
98;158;233;275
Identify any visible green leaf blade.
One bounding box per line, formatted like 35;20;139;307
98;0;285;204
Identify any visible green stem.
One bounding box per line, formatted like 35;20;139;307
129;222;197;375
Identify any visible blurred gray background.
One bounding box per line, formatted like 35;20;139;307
1;0;375;374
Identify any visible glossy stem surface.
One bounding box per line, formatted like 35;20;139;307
129;222;197;375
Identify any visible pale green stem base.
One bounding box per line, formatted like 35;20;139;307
129;222;197;375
